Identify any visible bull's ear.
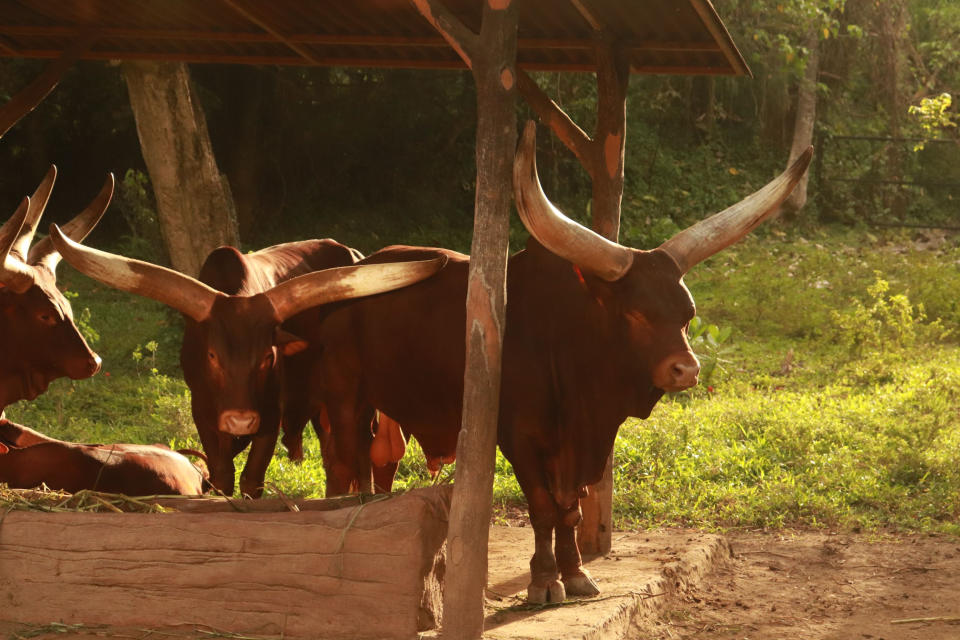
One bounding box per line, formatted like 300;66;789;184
0;442;8;455
276;328;309;356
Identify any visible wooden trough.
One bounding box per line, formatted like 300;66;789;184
0;485;451;639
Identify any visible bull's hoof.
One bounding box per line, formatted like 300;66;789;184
527;579;566;604
563;571;600;597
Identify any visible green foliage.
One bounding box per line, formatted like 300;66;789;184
830;272;950;354
907;93;957;150
686;316;733;387
112;169;165;262
62;290;99;346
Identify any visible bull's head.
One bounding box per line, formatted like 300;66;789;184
0;167;112;407
48;230;446;439
514;121;811;402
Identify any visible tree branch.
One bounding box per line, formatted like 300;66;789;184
517;69;595;175
408;0;479;69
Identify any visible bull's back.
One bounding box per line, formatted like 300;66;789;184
198;239;359;295
315;246;469;453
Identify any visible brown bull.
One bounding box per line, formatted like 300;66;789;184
0;167;111;408
0;419;205;496
49;229;447;497
306;122;812;603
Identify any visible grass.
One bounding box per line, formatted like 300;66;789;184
4;225;959;534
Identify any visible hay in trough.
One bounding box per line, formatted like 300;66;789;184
0;485;172;515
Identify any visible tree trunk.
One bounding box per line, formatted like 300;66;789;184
122;61;238;276
782;32;821;218
877;0;909;219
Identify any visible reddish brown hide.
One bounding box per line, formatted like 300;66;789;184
182;240;362;498
307;123;812;604
0;420;204;496
0;168;111;408
50;232;447;498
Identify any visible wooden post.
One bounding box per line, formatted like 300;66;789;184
121;61;239;276
517;36;629;557
408;0;517;637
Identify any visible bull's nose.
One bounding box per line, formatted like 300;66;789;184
671;360;700;389
654;352;701;392
219;410;261;436
68;353;102;379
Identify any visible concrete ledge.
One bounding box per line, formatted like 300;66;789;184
478;527;733;640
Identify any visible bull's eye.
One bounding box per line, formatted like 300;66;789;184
37;311;56;327
208;350;217;363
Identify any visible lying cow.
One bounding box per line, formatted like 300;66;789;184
0;419;205;496
0;167;111;408
302;122;812;602
49;229;446;497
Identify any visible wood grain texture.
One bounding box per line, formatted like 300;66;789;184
0;486;451;639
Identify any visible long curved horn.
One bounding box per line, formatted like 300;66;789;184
0;196;29;258
10;165;57;261
0;197;37;292
658;148;814;274
49;224;220;322
513;121;634;282
29;173;114;271
265;256;448;323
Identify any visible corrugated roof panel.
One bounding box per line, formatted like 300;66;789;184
0;0;748;75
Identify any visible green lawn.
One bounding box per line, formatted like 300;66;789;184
6;227;959;533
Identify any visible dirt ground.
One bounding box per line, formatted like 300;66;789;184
630;530;960;640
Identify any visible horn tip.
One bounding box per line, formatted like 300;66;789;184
48;223;66;244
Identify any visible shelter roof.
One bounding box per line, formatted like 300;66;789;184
0;0;748;76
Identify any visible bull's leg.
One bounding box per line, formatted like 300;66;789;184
324;401;375;496
522;485;566;603
555;502;600;596
197;429;236;496
280;391;313;463
280;429;304;462
239;427;280;499
351;405;376;494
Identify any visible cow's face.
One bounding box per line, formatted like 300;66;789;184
0;268;101;407
181;294;306;438
612;250;700;394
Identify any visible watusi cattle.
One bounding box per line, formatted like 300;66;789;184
0;419;205;496
0;167;111;408
49;228;447;497
306;122;812;603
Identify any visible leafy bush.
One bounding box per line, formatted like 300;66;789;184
830;272;950;354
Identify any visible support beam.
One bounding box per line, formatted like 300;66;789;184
0;33;95;138
409;1;517;638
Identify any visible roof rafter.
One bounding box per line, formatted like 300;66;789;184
218;0;320;65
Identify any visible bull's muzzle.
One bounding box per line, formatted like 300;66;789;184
219;410;261;436
654;352;701;392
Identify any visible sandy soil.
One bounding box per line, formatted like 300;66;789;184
630;531;960;640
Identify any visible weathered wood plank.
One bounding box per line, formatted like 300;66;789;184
0;486;450;639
